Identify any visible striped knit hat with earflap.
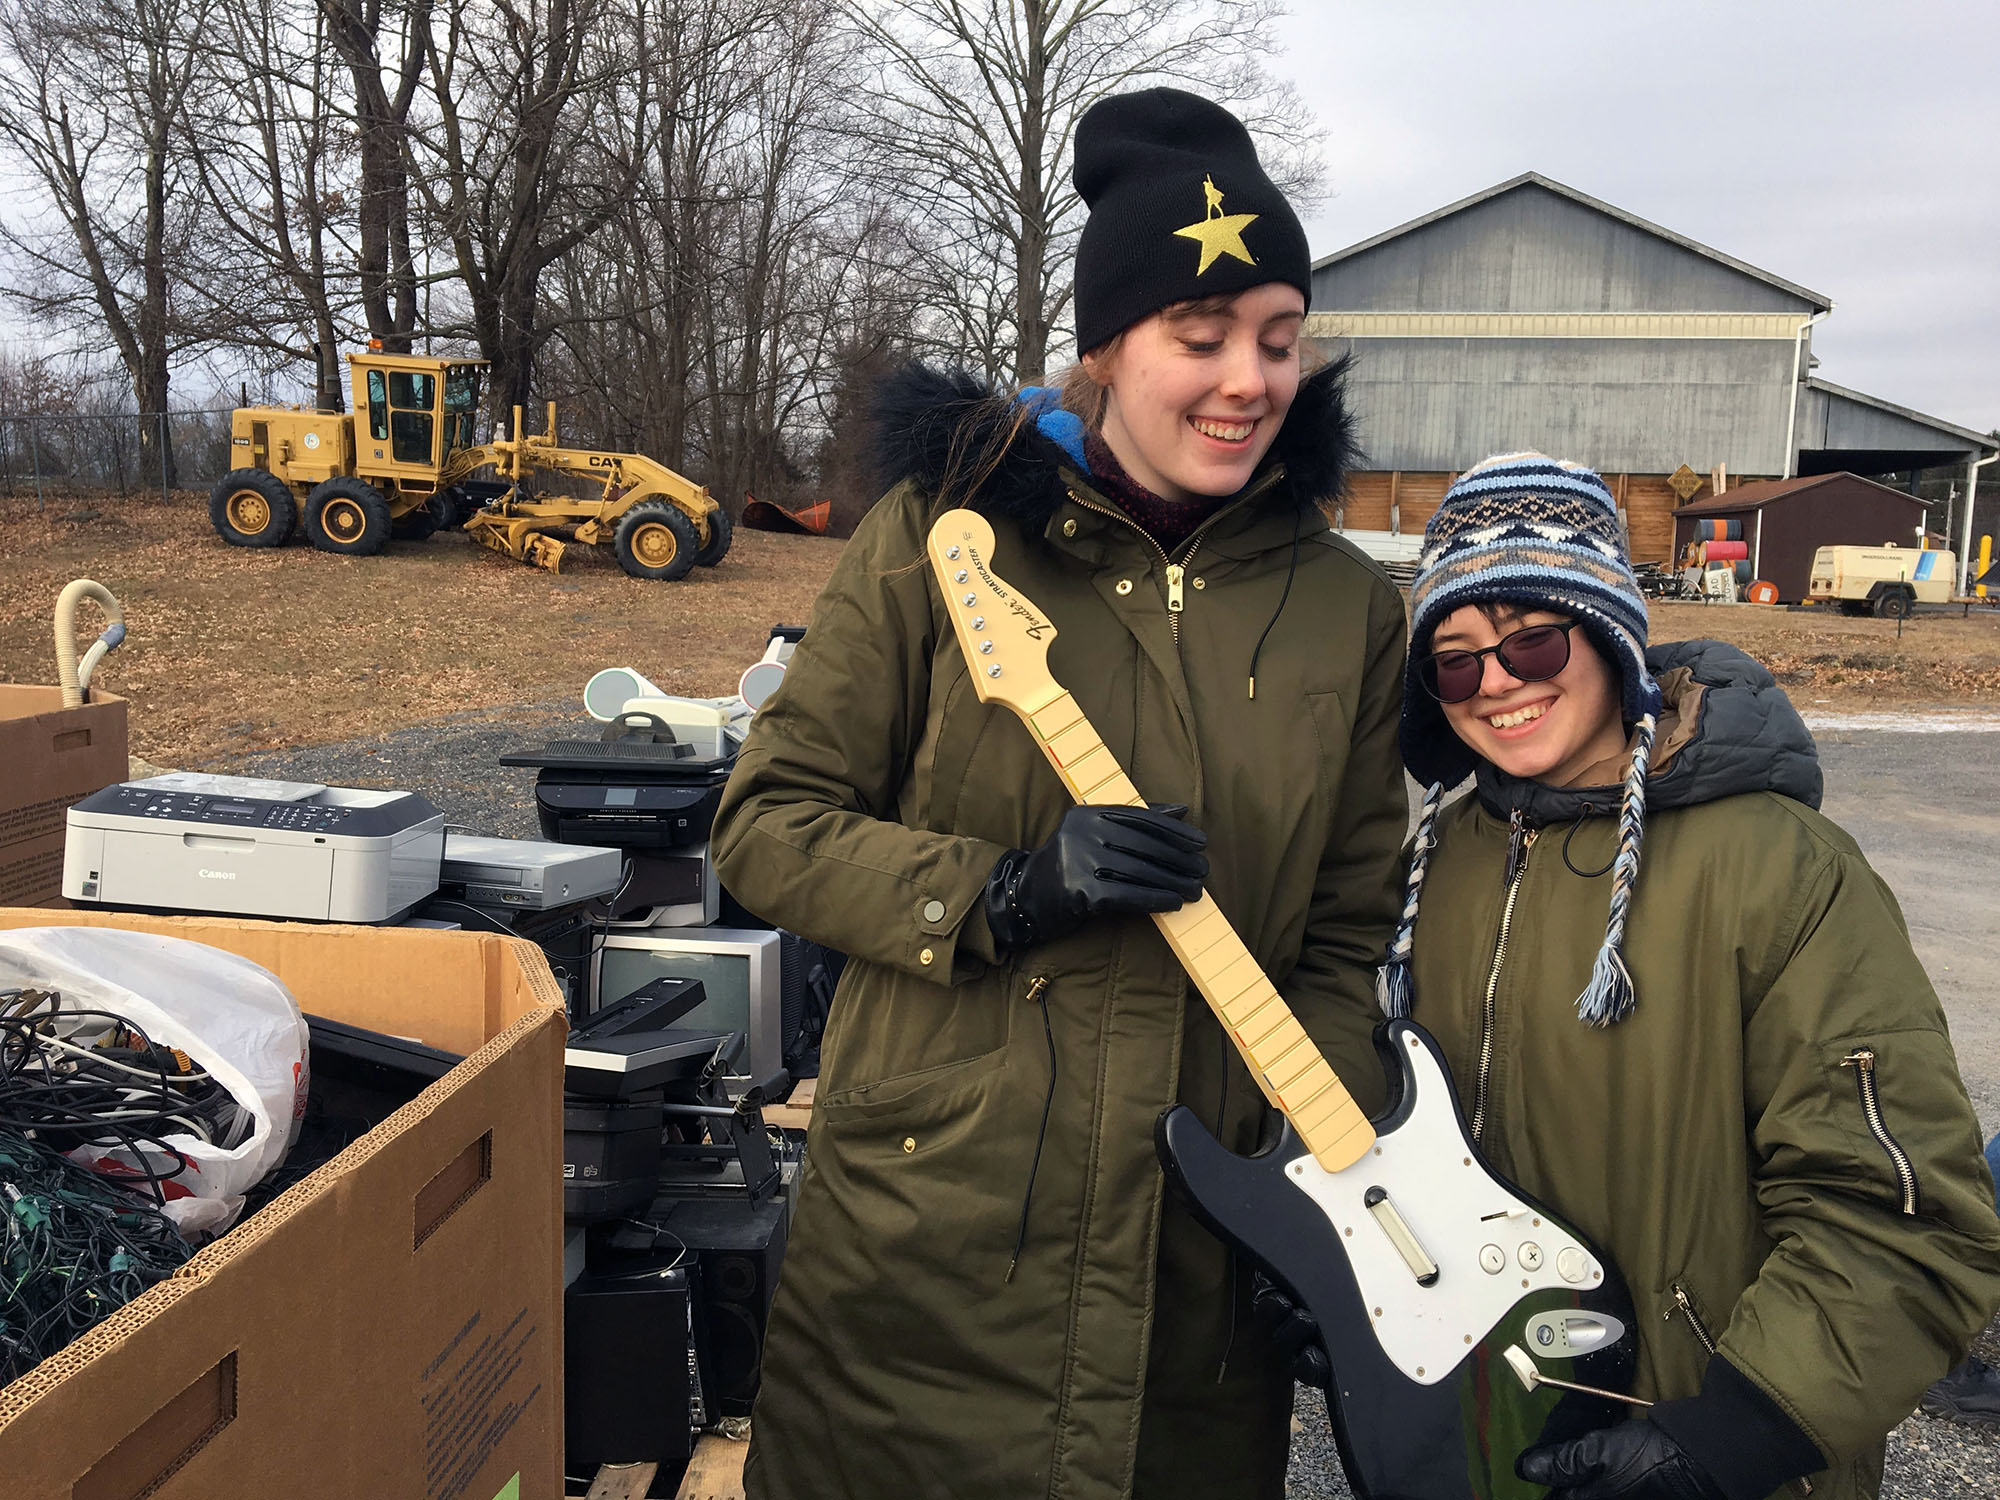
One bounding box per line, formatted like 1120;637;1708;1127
1377;452;1663;1028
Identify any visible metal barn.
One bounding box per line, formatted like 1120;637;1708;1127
1672;473;1931;603
1308;174;1996;572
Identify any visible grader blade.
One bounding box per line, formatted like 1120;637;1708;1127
526;534;567;572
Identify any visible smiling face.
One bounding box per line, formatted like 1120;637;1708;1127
1432;603;1631;787
1081;282;1307;502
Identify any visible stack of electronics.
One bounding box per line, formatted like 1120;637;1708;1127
418;831;625;1012
560;977;796;1491
503;640;838;1100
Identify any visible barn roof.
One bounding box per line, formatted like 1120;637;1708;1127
1312;172;1833;313
1673;472;1926;515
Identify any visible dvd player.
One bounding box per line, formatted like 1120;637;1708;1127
441;832;623;912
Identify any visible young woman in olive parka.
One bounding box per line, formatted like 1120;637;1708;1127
1373;453;2000;1500
709;91;1408;1500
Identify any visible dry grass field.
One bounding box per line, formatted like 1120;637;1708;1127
1;492;840;764
4;490;1998;765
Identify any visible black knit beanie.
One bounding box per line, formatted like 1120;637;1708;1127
1071;88;1312;355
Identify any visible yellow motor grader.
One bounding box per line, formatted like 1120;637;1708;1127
208;348;729;579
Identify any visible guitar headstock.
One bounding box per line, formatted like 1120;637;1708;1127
926;508;1064;717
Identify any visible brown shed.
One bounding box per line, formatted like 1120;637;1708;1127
1672;473;1931;603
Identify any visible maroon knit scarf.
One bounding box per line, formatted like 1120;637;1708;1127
1083;431;1230;554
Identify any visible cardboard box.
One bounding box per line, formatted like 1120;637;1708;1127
0;685;129;908
0;909;567;1500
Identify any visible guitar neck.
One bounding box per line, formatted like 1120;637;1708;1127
1018;686;1375;1173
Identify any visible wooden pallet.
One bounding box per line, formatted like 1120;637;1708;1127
763;1075;815;1132
572;1430;749;1500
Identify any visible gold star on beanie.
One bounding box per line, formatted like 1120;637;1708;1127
1072;89;1310;354
1174;174;1260;274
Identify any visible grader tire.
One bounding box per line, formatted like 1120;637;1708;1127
693;503;733;568
614;501;699;581
304;476;392;556
210;468;297;548
391;493;445;541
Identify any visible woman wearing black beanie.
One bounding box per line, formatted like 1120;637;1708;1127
711;87;1408;1500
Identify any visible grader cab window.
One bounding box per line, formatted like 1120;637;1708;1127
366;370;389;441
443;367;481;453
387;370;436;465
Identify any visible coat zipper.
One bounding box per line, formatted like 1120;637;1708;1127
1669;1280;1720;1358
1064;472;1279;649
1471;812;1537;1141
1670;1281;1815;1495
1840;1048;1919;1215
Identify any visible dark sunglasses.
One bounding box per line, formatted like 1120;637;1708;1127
1420;620;1582;704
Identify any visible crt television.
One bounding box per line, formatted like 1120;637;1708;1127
592;927;786;1093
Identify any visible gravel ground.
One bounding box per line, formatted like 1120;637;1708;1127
188;713;2000;1497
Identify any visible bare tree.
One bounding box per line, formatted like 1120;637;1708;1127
847;0;1321;385
409;0;651;417
319;0;429;354
178;0;356;406
0;0;214;481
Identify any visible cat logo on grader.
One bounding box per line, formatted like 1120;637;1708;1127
208;348;729;579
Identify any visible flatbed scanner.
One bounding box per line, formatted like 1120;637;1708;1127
65;773;444;923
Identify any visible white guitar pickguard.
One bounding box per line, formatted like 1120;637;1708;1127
1283;1029;1608;1385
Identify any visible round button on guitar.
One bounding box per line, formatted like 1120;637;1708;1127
1556;1247;1590;1284
1478;1244;1505;1275
1518;1242;1543;1271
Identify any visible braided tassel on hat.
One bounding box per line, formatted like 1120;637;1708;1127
1574;713;1657;1026
1375;781;1445;1020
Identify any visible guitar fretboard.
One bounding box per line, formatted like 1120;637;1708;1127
1021;687;1375;1173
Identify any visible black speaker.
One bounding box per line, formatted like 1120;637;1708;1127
563;1256;701;1473
646;1193;787;1418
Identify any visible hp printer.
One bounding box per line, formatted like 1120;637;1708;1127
64;773;444;923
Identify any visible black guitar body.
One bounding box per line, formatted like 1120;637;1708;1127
1157;1020;1638;1500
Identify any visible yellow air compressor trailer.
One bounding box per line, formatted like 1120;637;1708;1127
1806;543;1955;618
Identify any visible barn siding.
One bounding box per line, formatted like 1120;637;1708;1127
1330;335;1798;475
1332;470;1733;567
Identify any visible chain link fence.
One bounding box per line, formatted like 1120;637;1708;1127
0;410;237;508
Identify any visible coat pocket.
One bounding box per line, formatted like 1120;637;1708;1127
1302;688;1352;807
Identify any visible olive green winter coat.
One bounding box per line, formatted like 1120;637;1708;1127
1402;641;2000;1500
710;364;1409;1500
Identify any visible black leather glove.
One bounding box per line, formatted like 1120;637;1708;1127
983;803;1207;954
1517;1421;1728;1500
1249;1274;1329;1388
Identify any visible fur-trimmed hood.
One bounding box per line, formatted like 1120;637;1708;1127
867;357;1359;530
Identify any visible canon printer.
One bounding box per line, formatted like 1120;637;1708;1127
64;773;444;923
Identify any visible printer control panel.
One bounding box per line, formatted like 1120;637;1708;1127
80;779;435;840
102;784;353;832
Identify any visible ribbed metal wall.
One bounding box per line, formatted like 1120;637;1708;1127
1308;182;1819;475
1327;336;1797;474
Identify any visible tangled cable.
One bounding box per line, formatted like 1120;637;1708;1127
0;987;249;1209
0;986;229;1381
0;1128;195;1383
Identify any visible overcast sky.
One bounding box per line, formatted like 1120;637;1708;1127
1271;1;1999;438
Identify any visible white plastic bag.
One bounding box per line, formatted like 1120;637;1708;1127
0;927;310;1238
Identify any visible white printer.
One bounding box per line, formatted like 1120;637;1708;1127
64;773;444;924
